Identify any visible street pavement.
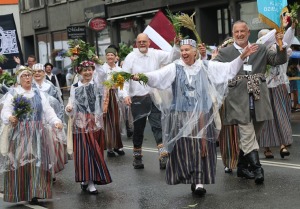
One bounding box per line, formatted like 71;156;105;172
1;113;300;209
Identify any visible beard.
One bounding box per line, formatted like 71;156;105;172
138;47;147;53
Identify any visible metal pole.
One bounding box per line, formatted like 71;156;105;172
95;31;99;56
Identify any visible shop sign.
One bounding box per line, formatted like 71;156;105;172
67;26;86;41
88;17;107;31
120;21;134;30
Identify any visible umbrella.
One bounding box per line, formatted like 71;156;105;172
290;51;300;59
257;0;288;50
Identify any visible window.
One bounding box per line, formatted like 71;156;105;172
21;0;45;11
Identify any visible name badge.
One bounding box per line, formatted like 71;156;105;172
187;91;195;97
243;64;252;72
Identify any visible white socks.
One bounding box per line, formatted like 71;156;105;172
87;180;97;192
195;184;204;189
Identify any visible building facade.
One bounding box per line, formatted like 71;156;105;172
18;0;299;68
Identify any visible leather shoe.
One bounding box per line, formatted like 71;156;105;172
29;197;38;205
191;183;206;196
113;148;125;156
88;189;98;195
237;168;255;179
81;183;88;191
107;151;117;157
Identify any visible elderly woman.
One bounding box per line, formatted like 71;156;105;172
31;63;67;176
66;60;112;194
0;66;63;203
102;47;126;157
132;39;258;195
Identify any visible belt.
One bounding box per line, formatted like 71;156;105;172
228;73;265;101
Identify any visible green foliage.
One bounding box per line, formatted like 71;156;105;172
118;43;133;61
0;54;8;64
0;72;16;87
166;9;181;37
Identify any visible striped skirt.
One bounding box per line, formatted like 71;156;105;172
218;105;239;169
258;84;292;147
73;128;112;185
104;89;123;150
166;137;217;185
3;121;53;203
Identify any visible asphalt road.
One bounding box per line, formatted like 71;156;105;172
0;113;300;209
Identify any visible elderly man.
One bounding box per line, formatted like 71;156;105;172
214;20;287;184
122;33;180;169
133;39;258;195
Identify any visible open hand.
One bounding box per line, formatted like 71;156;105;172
240;44;259;60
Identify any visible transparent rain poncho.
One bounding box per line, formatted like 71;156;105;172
144;59;238;152
67;78;104;134
0;87;60;173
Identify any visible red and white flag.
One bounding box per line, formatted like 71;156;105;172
143;10;176;52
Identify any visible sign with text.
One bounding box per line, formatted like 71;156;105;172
88;17;107;32
67;26;86;41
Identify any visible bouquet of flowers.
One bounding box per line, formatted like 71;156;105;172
0;54;7;64
103;72;148;90
12;95;33;119
0;72;16;87
65;39;104;67
286;3;299;28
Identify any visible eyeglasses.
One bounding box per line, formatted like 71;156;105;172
137;41;148;44
20;74;32;78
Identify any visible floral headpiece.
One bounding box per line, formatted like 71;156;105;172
221;38;234;48
79;60;95;68
180;39;197;48
15;65;33;83
15;65;33;76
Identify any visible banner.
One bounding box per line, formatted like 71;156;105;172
143;10;176;52
0;13;24;69
257;0;288;30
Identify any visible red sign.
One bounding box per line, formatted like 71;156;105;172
88;17;107;31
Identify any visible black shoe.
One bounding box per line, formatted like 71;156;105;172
224;167;232;173
191;183;206;196
113;148;125;156
254;167;264;184
107;151;117;157
87;189;98;195
237;168;255;179
29;197;38;205
133;157;144;169
159;156;168;170
81;183;88;191
53;178;56;183
280;147;290;158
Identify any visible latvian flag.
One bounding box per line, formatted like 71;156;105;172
143;10;176;52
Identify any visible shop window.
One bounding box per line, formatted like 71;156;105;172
37;33;51;65
119;20;137;45
52;31;71;72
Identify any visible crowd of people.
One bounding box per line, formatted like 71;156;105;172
0;18;297;204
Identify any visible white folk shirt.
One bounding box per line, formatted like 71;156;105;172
122;46;180;97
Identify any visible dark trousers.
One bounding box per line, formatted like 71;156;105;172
131;95;162;148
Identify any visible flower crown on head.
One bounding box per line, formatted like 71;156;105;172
79;60;95;68
221;38;234;48
15;65;33;76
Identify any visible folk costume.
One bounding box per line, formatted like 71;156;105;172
142;39;248;194
0;67;61;203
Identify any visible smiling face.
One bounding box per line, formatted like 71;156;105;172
33;70;45;82
232;22;250;48
106;52;116;66
136;33;150;54
79;67;94;83
180;45;197;66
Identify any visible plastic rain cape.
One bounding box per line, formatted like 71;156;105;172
146;59;230;153
0;88;58;173
68;66;104;133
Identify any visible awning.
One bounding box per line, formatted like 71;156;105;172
107;9;159;21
